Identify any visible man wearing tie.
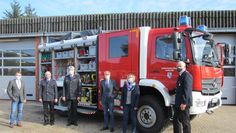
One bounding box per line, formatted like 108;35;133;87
7;72;26;128
39;71;58;126
62;66;82;126
100;71;119;132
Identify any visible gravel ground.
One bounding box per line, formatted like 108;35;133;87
0;100;235;133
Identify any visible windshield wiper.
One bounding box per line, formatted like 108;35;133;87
202;60;213;66
202;54;214;66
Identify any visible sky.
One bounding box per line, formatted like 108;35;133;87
0;0;235;18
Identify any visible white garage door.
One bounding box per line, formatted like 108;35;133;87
214;34;236;104
0;38;36;100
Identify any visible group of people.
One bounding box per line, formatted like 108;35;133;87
6;61;192;133
100;71;140;133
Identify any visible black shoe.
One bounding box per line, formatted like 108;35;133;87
100;127;108;131
66;123;72;126
43;122;49;126
110;128;114;132
50;122;54;126
73;123;78;126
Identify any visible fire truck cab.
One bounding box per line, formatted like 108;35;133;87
39;16;225;132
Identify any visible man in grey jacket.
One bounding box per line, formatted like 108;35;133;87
39;71;58;126
7;72;26;128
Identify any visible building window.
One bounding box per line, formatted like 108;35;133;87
0;49;35;76
21;68;35;76
109;35;128;58
21;49;35;57
224;68;235;77
4;68;20;76
21;59;35;66
156;35;174;60
4;59;20;66
3;50;20;57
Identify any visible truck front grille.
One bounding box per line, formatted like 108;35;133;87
202;78;221;95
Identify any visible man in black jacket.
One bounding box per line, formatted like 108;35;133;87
173;61;193;133
62;66;81;126
121;74;140;133
39;71;58;126
100;71;119;132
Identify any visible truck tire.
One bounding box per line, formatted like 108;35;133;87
137;96;167;133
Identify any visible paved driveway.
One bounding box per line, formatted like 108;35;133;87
0;100;235;133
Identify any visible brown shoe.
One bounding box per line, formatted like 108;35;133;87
10;124;14;128
17;123;23;127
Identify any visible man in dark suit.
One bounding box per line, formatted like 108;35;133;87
7;72;26;128
62;66;82;126
39;71;58;126
173;61;193;133
100;71;119;132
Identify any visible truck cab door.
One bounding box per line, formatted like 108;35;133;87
147;29;186;91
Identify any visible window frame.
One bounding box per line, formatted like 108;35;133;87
0;49;35;76
155;35;175;61
108;35;129;58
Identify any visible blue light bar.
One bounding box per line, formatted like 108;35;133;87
197;25;208;32
179;16;191;26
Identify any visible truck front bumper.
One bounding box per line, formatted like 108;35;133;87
190;91;222;115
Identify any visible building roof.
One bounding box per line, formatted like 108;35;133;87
0;10;236;35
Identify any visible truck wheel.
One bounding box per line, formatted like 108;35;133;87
137;96;167;133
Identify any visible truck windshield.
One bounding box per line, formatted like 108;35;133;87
190;31;220;67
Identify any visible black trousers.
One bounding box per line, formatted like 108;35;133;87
122;104;137;133
43;101;54;123
102;98;114;129
173;107;191;133
67;99;78;124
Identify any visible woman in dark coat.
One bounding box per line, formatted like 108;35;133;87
121;74;140;133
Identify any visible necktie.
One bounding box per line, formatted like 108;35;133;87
106;80;109;88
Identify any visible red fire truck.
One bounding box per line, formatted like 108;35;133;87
38;16;226;132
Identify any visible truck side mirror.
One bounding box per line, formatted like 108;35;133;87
215;43;224;66
173;32;182;50
224;43;232;65
203;33;213;41
173;50;181;60
173;32;182;60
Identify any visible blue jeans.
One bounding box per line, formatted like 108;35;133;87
10;101;24;124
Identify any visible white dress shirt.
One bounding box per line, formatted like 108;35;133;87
16;79;21;89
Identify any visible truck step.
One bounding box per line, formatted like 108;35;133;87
54;105;97;115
